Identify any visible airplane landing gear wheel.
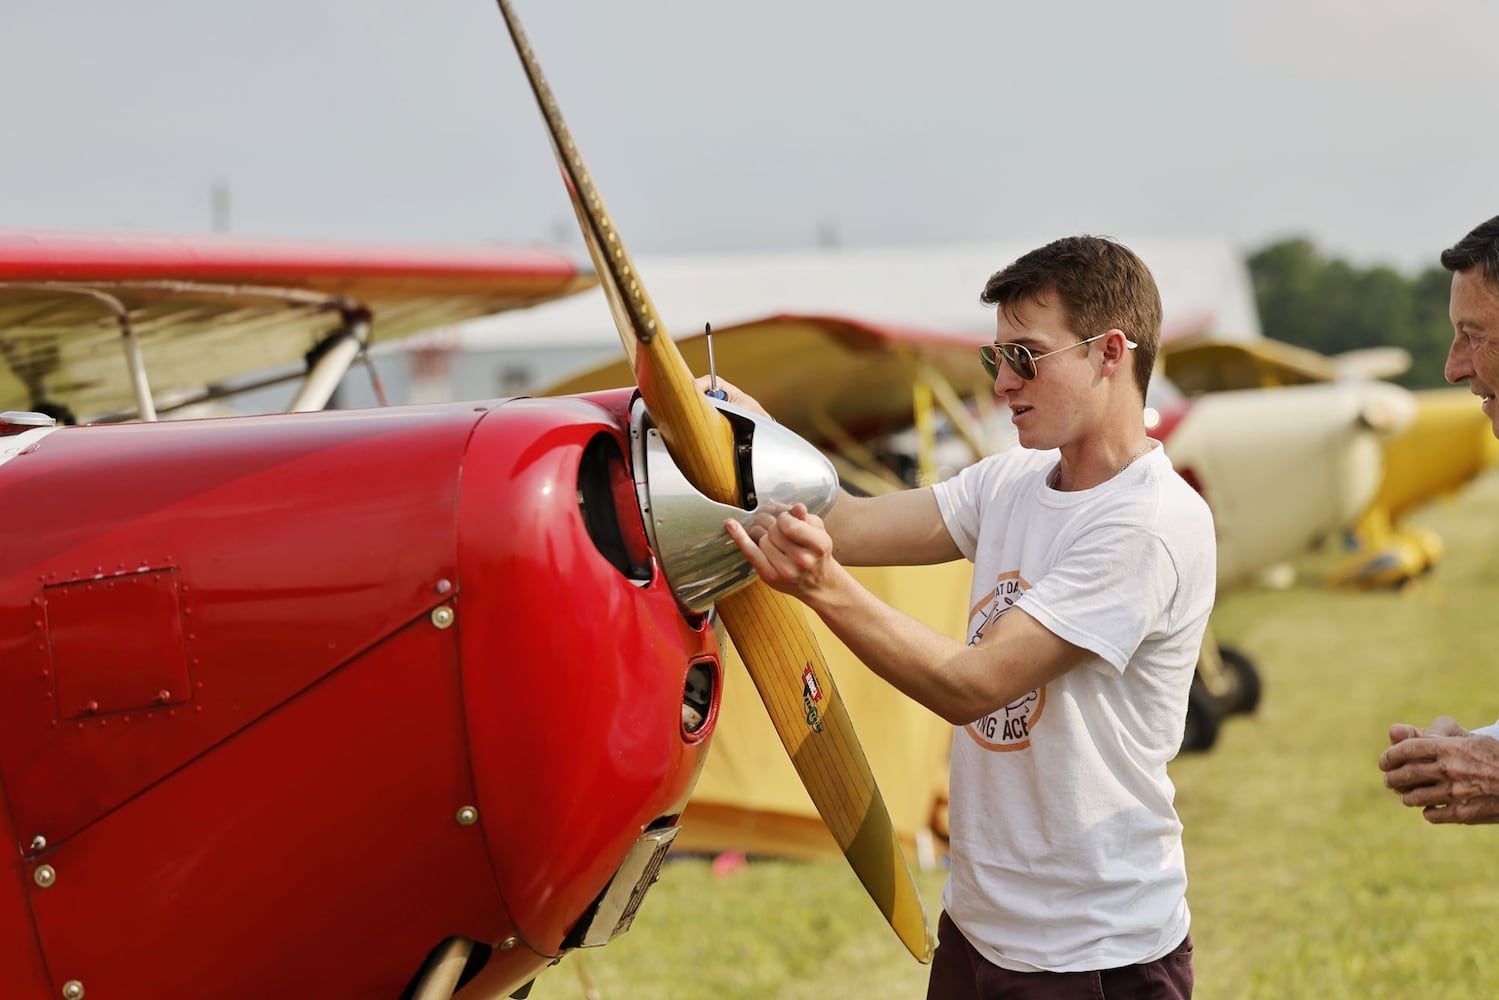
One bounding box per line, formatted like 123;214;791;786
1181;679;1221;754
1218;646;1262;715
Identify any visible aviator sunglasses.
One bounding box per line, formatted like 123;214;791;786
979;332;1138;381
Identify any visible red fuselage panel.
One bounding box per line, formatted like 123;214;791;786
0;395;717;997
0;405;472;846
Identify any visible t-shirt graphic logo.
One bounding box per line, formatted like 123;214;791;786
965;570;1045;752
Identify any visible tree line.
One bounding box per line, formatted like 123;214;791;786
1246;238;1454;389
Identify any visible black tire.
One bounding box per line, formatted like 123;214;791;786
1218;646;1262;716
1181;679;1222;754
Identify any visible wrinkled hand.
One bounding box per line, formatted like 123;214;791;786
1380;716;1499;824
725;502;837;602
692;375;770;419
1387;715;1468;744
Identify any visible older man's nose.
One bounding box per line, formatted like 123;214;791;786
1445;341;1472;385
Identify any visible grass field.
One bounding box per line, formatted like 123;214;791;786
527;472;1499;1000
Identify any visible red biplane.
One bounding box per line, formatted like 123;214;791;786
0;229;726;1000
0;3;935;997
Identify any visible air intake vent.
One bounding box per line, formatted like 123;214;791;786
577;433;652;583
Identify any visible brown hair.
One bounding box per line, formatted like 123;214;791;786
980;235;1161;396
1440;215;1499;289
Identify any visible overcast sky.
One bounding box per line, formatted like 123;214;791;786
3;0;1495;273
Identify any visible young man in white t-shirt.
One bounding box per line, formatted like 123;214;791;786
723;235;1217;998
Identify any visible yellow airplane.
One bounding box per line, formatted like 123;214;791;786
1162;333;1495;588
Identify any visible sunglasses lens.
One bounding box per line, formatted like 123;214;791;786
981;344;1041;380
1002;345;1037;380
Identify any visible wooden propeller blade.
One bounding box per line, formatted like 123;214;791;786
495;0;933;962
495;0;734;482
718;582;935;960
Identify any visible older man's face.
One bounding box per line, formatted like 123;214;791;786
1445;267;1499;439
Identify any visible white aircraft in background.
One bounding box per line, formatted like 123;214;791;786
1162;333;1493;589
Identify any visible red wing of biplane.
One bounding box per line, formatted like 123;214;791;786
0;229;596;421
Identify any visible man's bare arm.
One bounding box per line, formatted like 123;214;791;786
729;504;1084;724
825;489;963;567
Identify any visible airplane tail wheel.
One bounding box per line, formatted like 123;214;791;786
1218;646;1262;716
1180;679;1222;754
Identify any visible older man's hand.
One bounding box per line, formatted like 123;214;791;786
1380;717;1499;824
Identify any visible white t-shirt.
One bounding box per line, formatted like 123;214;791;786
930;443;1216;973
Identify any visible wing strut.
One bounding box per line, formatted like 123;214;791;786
0;284;158;420
0;279;380;419
289;304;373;412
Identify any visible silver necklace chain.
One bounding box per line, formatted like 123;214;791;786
1049;441;1153;490
1117;440;1153;475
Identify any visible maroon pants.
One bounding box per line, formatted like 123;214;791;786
925;911;1194;1000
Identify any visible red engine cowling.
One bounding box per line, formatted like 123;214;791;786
0;391;718;997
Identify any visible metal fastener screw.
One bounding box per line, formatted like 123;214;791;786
29;835;46;853
499;937;517;951
456;806;479;826
430;606;455;629
62;981;84;1000
34;865;56;889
